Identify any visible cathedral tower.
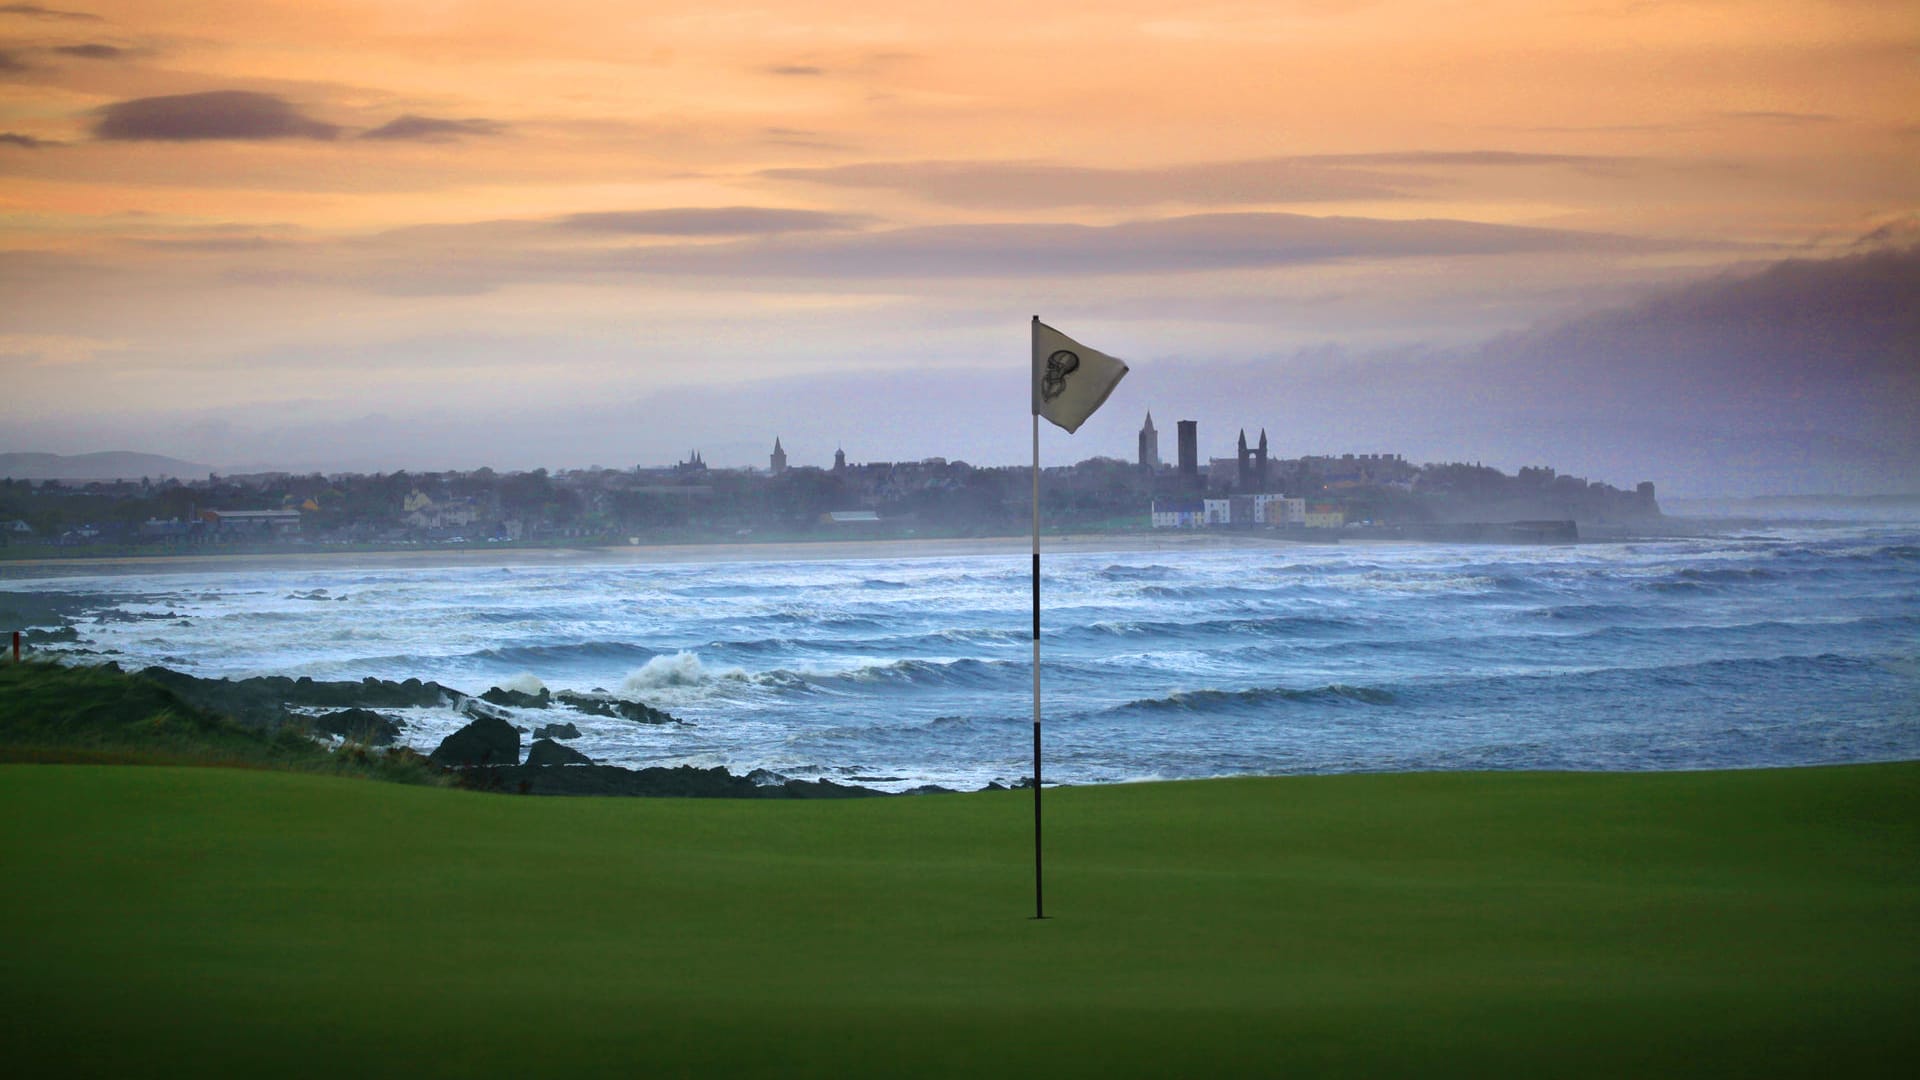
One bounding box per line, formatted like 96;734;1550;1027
1138;412;1160;469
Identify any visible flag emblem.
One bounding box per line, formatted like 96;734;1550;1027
1041;349;1079;402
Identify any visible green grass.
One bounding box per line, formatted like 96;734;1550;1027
0;763;1914;1077
0;660;445;785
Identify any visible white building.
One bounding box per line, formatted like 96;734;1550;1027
1247;494;1307;525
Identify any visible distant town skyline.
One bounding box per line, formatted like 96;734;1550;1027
1;2;1915;497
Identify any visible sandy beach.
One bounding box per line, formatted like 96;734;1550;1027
0;531;1292;579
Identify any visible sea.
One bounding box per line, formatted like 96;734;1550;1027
6;524;1917;791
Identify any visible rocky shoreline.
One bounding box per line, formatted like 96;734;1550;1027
54;661;975;798
425;712;958;798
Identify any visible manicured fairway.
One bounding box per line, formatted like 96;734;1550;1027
1;763;1915;1077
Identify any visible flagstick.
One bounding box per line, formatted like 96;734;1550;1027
1032;395;1045;921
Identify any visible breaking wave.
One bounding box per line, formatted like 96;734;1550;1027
621;651;742;691
1110;683;1399;715
1096;564;1178;581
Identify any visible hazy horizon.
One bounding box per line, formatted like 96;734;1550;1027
2;2;1915;499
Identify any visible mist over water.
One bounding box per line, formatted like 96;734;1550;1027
7;526;1917;791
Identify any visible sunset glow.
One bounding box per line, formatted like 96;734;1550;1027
2;1;1915;482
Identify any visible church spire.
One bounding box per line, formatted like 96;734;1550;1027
1137;412;1161;470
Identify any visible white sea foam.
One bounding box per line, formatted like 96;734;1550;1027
499;672;547;696
620;650;746;692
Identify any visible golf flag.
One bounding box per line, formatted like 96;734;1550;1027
1033;320;1128;434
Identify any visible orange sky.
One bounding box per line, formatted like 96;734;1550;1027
1;1;1915;470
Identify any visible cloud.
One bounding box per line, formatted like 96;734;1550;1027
124;235;294;253
1304;150;1625;169
93;90;339;141
602;212;1649;280
764;152;1637;210
0;332;124;366
1486;242;1920;392
1447;243;1920;494
51;42;121;59
12;235;1903;493
0;4;100;19
1089;243;1920;496
554;207;868;236
291;209;1658;298
1723;110;1840;125
0;50;25;71
0;131;56;147
762;157;1417;209
360;114;505;141
762;126;853;151
1515;122;1691;134
766;64;824;76
1853;217;1920;249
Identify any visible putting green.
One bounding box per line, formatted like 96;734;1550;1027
1;763;1914;1076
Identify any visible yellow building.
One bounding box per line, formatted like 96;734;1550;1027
1304;503;1346;529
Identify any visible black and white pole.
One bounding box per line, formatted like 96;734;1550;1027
1031;316;1046;920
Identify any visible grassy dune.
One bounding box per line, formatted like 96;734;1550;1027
1;762;1915;1076
0;660;444;784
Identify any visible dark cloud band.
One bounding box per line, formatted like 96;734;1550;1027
764;151;1631;210
361;115;505;141
93;90;339;141
52;42;122;59
603;212;1647;279
555;207;867;236
0;4;102;20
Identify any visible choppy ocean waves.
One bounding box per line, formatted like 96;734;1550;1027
1099;650;1913;725
9;523;1918;786
1070;613;1365;641
478;640;664;666
1107;683;1399;715
614;650;1037;697
1096;563;1179;581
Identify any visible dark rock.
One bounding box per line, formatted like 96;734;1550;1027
554;689;679;724
312;708;402;746
533;721;582;740
458;697;511;722
136;666;457;731
429;715;521;767
464;763;882;798
526;738;593;766
481;686;551;709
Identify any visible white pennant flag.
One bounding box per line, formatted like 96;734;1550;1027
1032;319;1129;434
